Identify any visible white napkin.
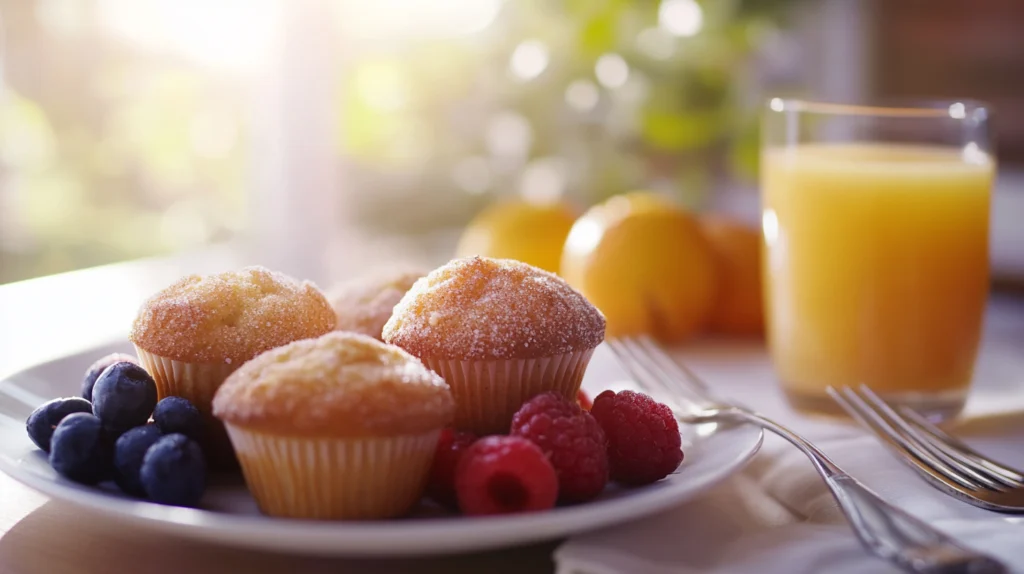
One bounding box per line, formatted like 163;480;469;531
558;433;1024;574
557;302;1024;574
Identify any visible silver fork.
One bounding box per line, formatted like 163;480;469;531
829;385;1024;513
609;336;1006;574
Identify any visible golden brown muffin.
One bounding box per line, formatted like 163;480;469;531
213;332;454;520
131;266;335;365
383;256;605;433
213;331;453;437
327;267;424;340
130;266;335;465
383;257;605;360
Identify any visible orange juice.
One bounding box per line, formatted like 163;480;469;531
762;143;993;410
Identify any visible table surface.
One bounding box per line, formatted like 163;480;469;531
1;253;1022;574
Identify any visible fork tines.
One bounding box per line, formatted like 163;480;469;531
828;385;1024;493
607;337;713;410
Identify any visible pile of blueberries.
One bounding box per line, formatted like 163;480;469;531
25;354;207;507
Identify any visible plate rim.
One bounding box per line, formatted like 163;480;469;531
0;344;764;557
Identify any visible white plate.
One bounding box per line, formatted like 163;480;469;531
0;341;762;557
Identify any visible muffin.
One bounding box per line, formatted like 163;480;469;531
383;256;605;434
129;266;335;462
327;267;424;340
212;332;454;520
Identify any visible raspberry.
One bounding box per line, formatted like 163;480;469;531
455;436;557;515
591;390;683;486
576;389;593;411
510;392;608;502
426;428;477;507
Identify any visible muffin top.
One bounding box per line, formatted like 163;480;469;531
130;266;336;364
382;256;606;361
212;332;454;437
327;267;424;340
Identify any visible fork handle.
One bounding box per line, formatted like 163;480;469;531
825;473;1004;573
723;408;1006;574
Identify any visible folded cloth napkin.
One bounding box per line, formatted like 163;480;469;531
557;432;1024;574
556;305;1024;574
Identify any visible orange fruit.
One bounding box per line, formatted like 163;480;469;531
699;215;764;337
560;192;718;342
456;199;577;274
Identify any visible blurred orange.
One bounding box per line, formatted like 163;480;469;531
699;215;764;337
456;199;577;274
560;192;718;342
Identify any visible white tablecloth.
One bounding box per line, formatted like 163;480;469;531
557;300;1024;574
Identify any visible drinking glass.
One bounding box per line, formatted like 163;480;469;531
761;99;994;420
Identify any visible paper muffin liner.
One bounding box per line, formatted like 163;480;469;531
421;347;596;435
134;346;240;466
224;425;440;520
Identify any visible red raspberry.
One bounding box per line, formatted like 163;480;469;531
577;389;593;411
426;428;477;507
591;390;683;486
455;436;557;515
510;392;608;503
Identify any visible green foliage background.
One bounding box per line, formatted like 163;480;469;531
0;0;798;283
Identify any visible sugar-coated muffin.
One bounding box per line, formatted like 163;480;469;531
383;256;605;434
130;266;335;464
327;267;424;340
213;331;454;520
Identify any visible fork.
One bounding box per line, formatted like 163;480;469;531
829;385;1024;513
609;336;1006;574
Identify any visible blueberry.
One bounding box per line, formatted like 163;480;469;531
92;362;157;434
26;397;94;453
140;434;206;507
113;425;163;496
49;413;113;484
81;354;137;402
152;397;203;441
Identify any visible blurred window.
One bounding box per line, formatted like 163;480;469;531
0;0;801;283
0;0;276;283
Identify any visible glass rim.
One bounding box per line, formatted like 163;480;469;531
764;97;991;120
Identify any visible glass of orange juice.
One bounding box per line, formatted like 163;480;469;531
761;99;994;420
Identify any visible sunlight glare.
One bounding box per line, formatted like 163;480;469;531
962;142;989;166
341;0;502;39
762;209;779;246
595;54;629;89
564;217;603;258
189;112;238;159
659;0;703;38
510;40;550;81
97;0;278;74
355;63;410;112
